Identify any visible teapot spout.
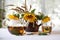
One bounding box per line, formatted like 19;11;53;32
38;23;42;27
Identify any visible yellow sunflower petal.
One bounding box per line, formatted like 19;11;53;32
42;16;50;23
8;14;19;20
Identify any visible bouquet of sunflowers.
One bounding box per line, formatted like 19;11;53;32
6;0;50;23
7;6;50;23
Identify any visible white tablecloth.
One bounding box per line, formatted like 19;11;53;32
0;28;60;40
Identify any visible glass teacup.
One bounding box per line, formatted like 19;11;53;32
42;21;52;34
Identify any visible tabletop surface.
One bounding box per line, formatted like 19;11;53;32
0;28;60;40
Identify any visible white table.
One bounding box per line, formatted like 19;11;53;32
0;28;60;40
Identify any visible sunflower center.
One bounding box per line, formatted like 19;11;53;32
27;15;33;18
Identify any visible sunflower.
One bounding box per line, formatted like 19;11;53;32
23;13;37;22
42;16;50;23
8;14;19;20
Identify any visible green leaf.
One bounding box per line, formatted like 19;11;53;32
0;9;5;12
39;32;47;35
13;14;20;18
0;20;2;28
17;14;20;18
36;14;44;20
31;9;35;13
13;14;16;16
21;14;24;18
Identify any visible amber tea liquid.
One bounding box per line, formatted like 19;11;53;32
42;26;52;33
8;26;26;35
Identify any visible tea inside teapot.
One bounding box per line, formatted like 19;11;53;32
7;19;27;35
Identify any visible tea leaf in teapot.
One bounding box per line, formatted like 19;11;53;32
31;9;36;13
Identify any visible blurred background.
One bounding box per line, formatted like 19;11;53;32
0;0;60;31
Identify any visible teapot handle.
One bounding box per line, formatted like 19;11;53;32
36;20;42;26
2;19;9;28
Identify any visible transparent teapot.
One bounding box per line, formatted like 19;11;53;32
2;19;28;35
